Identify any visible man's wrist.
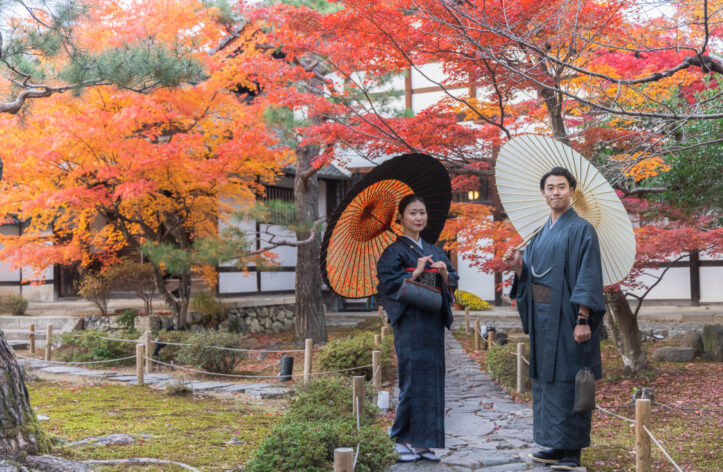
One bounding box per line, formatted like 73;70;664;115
576;317;589;326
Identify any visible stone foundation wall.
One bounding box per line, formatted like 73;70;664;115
84;299;295;334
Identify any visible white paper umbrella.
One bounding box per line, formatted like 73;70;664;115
495;134;635;286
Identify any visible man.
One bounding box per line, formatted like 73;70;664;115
504;167;605;470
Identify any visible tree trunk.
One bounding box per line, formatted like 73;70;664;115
0;332;50;458
150;264;189;329
293;144;328;344
539;86;571;146
607;288;652;375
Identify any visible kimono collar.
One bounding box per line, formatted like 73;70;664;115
549;206;576;228
402;234;424;249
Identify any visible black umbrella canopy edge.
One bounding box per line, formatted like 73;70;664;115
320;153;452;298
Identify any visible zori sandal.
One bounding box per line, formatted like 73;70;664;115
395;443;419;463
411;447;442;462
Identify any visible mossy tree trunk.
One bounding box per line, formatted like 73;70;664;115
0;332;50;458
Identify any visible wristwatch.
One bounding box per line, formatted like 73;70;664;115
576;317;589;326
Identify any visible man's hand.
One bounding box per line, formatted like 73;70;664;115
574;324;591;343
503;247;523;276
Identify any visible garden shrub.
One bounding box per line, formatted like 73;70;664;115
190;293;229;327
244;377;395;472
118;309;138;332
76;270;113;316
486;342;528;390
454;289;492;310
244;420;394;472
56;330;138;366
1;294;29;315
106;259;156;315
317;332;394;381
174;330;248;374
285;376;378;426
153;329;194;363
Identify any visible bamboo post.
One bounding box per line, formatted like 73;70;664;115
488;330;496;348
44;325;52;361
636;399;652;472
374;334;382;346
334;447;354;472
464;308;470;335
372;350;381;389
304;338;313;385
29;323;35;354
352;375;364;419
517;343;526;393
136;344;145;386
474;319;480;351
144;331;152;374
381;326;389;340
378;305;384;318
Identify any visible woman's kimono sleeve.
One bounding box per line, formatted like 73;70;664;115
376;244;412;326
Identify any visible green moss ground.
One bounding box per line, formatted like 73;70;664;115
27;381;280;471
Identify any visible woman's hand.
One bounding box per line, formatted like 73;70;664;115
412;255;433;280
430;260;448;276
430;260;450;287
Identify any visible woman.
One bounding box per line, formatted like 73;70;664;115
376;194;459;463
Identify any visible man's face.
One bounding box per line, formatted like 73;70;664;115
541;175;573;212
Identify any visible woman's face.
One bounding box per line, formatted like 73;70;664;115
399;200;427;234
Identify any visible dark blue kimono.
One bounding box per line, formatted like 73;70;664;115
376;237;458;448
510;208;605;450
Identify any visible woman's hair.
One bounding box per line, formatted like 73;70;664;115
396;194;426;223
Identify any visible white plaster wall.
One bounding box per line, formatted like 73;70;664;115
626;267;691;300
700;267;723;303
261;271;295;291
219;272;257;294
457;256;497;302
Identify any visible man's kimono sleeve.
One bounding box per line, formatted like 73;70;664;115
568;225;606;330
510;264;531;334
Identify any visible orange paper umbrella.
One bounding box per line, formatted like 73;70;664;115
321;153;452;298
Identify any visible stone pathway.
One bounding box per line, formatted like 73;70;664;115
17;357;289;399
390;332;554;472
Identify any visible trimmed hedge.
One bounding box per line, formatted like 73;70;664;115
244;376;395;472
486;342;531;391
317;332;394;381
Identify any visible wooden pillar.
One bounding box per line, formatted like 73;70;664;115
404;68;413;111
635;399;651;472
474;319;480;351
464;308;470;335
352;376;364;419
689;250;700;307
374;334;382;346
488;330;496;348
136;344;145;386
334;447;354;472
29;324;35;354
44;326;52;361
372;350;381;389
517;343;526;393
304;338;313;385
144;331;152;374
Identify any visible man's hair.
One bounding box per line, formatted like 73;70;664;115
539;167;577;191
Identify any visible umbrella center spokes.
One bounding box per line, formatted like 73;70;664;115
355;198;397;241
572;190;602;228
